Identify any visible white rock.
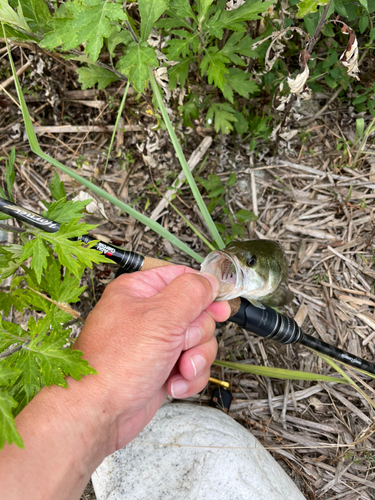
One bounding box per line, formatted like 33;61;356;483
92;403;305;500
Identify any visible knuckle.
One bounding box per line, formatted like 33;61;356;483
178;274;209;301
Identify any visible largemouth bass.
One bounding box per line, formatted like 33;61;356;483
200;240;293;308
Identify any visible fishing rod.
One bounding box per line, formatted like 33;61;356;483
1;196;375;376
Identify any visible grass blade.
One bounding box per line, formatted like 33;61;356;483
149;68;225;249
101;81;130;187
3;26;203;263
316;353;375;409
213;360;347;383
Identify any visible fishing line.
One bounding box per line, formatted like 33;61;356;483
1;196;375;376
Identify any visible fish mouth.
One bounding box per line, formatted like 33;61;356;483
200;251;244;301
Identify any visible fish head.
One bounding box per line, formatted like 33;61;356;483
200;240;288;304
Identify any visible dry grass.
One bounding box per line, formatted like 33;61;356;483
1;43;375;500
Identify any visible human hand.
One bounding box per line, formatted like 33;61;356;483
74;265;230;454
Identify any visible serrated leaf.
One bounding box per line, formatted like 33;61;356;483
42;198;90;224
40;258;85;303
0;390;23;449
0;364;21;386
3;314;95;412
77;64;119;90
166;30;199;60
139;0;168;41
41;0;126;62
107;28;132;58
21;237;50;283
207;103;237;134
0;320;29;353
155;10;192;29
220;0;275;27
0;244;24;282
220;31;260;62
169;0;195;19
200;47;229;91
39;219;112;278
223;68;259;103
117;43;158;93
5;147;15;201
49;171;66;202
168;57;191;89
297;0;330;18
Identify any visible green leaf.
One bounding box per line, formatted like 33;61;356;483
206;103;237;134
77;64;119;90
235;209;258;223
166;30;199;60
223;68;258;103
117;43;158;93
18;0;53;34
168;57;191;89
233;110;248;135
40;220;112;278
0;0;30;31
359;0;368;10
198;0;214;24
41;0;126;62
0;245;24;281
49;171;66;202
0;364;21;387
0;320;29;353
0;389;23;449
106;28;132;58
200;47;229;91
220;0;274;28
40;260;85;303
25;327;96;388
43;198;90;224
168;0;195;19
155;10;192;29
220;32;247;66
4;147;15;202
21;237;50;283
227;173;236;187
297;0;330;18
3;315;95;413
333;0;347;17
139;0;169;41
359;15;369;33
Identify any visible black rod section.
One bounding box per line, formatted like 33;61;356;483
0;197;144;272
228;298;375;376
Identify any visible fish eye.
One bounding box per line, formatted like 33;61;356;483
246;255;257;267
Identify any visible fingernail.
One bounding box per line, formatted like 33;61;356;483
171;379;188;398
200;272;220;296
185;326;201;350
190;354;206;377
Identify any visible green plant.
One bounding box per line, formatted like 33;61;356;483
0;165;113;449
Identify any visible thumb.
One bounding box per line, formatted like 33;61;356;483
151;272;220;333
